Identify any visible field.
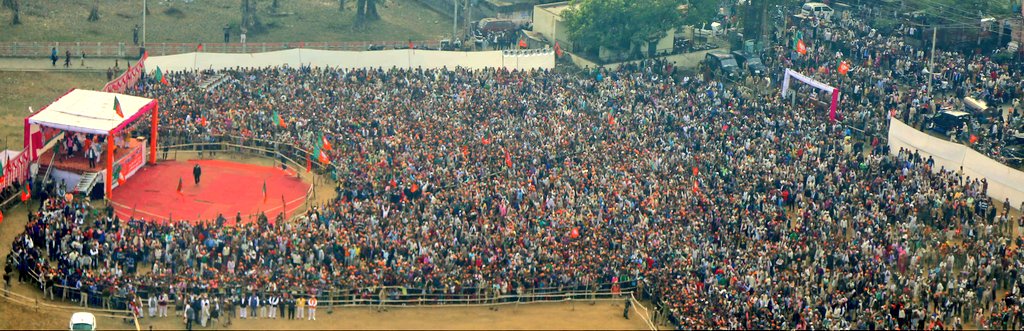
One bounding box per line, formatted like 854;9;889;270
0;71;107;151
0;0;452;43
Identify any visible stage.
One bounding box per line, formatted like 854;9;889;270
108;159;311;224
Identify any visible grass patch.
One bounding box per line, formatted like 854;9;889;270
0;72;106;151
1;0;451;43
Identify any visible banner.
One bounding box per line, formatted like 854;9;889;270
102;52;148;93
888;118;1024;208
781;68;840;122
1;149;31;191
110;143;146;189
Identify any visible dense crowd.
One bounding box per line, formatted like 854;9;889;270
6;5;1024;331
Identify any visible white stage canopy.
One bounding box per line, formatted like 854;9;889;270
28;89;156;135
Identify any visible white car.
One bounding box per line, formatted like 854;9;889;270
69;312;96;331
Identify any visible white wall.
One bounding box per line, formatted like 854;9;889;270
888;118;1024;208
146;49;554;73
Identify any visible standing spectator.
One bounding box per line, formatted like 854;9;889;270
307;296;317;321
133;24;140;45
296;295;305;319
63;50;71;68
223;24;230;43
50;47;58;67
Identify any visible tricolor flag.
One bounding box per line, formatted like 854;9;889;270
113;96;124;118
20;183;31;202
271;111;286;128
838;61;850;75
796;39;807;55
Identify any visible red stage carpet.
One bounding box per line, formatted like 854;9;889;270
109;159;311;224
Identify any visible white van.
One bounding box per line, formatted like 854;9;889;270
69;312;96;331
801;2;834;21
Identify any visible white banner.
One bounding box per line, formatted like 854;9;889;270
146;49;555;73
888;118;1024;208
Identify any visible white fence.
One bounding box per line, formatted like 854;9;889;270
888;118;1024;208
146;48;555;72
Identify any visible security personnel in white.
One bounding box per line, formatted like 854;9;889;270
267;295;280;319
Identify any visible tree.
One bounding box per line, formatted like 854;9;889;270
88;0;100;21
241;0;261;31
681;0;717;27
562;0;682;56
338;0;346;12
10;0;20;25
354;0;379;27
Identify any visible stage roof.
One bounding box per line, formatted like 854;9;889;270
28;89;155;135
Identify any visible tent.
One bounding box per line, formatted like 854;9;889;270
26;89;159;197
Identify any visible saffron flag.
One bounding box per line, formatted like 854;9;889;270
262;180;268;203
200;117;208;127
116;168;126;186
196;43;203;52
692;181;699;194
838;61;850;75
0;209;4;224
554;42;563;57
113;96;124;118
503;147;512;168
155;66;170;86
318;149;331;164
306;155;312;173
321;134;333;151
176;177;183;195
796;40;807;55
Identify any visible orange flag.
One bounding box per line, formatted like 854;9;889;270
796;40;807;55
176;177;183;195
838;61;850;75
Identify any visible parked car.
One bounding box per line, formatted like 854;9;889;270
1004;133;1024;166
705;51;740;79
70;312;96;331
476;18;517;34
730;50;767;76
801;2;834;21
926;110;971;137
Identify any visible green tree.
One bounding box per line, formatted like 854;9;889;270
682;0;718;27
562;0;682;56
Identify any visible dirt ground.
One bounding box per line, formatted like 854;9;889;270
0;296;655;330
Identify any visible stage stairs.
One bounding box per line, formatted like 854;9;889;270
74;172;101;194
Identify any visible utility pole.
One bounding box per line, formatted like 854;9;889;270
453;0;459;40
928;26;937;112
143;0;147;46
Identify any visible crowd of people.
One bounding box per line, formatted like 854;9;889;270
6;4;1024;331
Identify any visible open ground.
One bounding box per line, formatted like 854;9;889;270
0;0;451;43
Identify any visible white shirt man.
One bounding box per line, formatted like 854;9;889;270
267;295;280;319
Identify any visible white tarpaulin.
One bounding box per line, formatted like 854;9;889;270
28;89;155;135
145;49;555;73
888;118;1024;208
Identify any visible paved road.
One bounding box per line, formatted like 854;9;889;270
0;57;127;72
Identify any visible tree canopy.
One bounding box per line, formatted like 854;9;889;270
562;0;683;55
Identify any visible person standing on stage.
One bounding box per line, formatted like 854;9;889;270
193;163;202;185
